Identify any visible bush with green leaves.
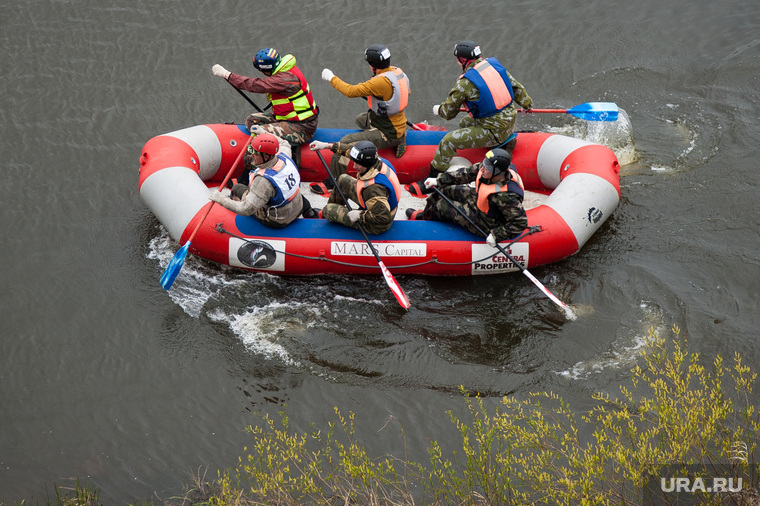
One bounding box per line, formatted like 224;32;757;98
194;324;760;505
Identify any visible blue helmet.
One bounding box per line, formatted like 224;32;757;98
253;48;281;73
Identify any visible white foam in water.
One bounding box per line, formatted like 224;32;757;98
208;304;301;367
555;302;665;380
147;230;238;317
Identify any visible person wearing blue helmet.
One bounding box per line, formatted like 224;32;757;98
212;47;319;154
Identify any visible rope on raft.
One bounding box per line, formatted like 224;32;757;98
214;224;543;271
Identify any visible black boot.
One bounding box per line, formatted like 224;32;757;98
309;178;334;196
405;208;424;220
301;195;321;219
405;165;438;198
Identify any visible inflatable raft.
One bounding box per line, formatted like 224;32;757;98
138;124;620;276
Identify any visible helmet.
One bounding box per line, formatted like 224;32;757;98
349;141;378;168
253;48;281;72
482;148;512;177
251;133;280;156
364;44;391;69
454;40;481;60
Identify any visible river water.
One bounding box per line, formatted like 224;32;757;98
1;0;759;502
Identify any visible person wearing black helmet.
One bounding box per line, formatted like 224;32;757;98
407;148;528;245
306;140;402;234
406;41;533;198
211;47;319;153
309;44;411;196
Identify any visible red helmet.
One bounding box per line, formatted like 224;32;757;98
251;133;279;156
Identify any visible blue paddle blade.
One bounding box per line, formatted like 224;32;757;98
160;241;190;290
568;102;619;121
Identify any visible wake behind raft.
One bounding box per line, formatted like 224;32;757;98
139;124;620;277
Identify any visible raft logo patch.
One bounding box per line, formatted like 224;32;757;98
237;240;277;268
587;207;604;224
229;238;286;271
472;243;529;275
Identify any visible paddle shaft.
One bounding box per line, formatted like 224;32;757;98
519;108;568;114
184;135;253;245
459;101;618;121
315;150;411;309
160;134;253;290
430;186;573;316
226;78;265;113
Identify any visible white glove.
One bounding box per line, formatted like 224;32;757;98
209;191;225;203
486;232;497;248
423;177;438;190
347;210;362;223
309;140;331;151
249;125;266;136
322;68;335;82
432;104;440;116
212;64;231;80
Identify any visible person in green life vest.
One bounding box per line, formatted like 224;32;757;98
212;47;319;161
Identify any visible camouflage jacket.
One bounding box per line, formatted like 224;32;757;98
437;58;533;133
438;163;527;242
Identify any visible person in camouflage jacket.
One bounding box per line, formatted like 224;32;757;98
410;148;528;243
308;140;401;235
407;41;532;196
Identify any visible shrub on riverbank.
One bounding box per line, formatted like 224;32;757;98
9;325;759;505
187;325;760;504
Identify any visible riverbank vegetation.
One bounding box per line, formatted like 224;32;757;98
8;325;760;504
184;324;759;504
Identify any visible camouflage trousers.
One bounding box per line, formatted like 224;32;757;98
326;112;405;179
245;112;318;150
430;115;514;172
422;185;525;240
321;174;393;235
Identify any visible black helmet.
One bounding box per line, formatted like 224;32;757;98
454;40;481;60
349;141;378;168
365;44;391;69
482;148;512;177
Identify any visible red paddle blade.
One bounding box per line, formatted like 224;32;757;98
411;122;448;132
378;261;411;309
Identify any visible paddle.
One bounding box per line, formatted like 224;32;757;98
518;102;618;122
430;186;575;319
225;79;265;113
160;135;253;290
315;151;411;309
458;101;618;122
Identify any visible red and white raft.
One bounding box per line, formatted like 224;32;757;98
138;124;620;276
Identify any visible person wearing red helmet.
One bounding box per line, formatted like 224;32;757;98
309;44;411;196
209;132;317;226
211;48;319;154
